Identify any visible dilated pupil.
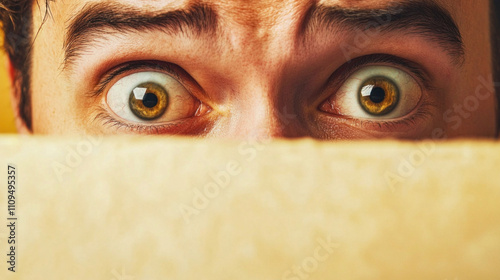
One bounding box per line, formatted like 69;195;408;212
142;93;158;108
369;87;386;103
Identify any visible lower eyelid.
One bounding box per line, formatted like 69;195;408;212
92;107;175;134
351;102;435;132
98;114;188;135
92;106;215;135
315;99;436;136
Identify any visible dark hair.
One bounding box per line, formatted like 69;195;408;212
0;0;499;133
0;1;33;130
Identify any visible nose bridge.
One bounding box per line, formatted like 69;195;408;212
211;2;304;139
226;81;287;139
216;35;310;138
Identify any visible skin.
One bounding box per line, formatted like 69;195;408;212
9;0;498;139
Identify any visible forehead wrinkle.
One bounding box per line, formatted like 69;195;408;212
319;0;410;9
210;0;316;64
216;0;311;30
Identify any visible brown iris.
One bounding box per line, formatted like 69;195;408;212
129;82;169;120
358;77;399;116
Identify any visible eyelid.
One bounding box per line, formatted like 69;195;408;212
312;53;434;112
87;60;216;135
89;61;188;98
328;65;424;120
93;106;213;135
328;54;433;92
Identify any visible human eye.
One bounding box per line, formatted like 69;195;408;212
316;55;435;137
321;65;421;118
92;62;212;134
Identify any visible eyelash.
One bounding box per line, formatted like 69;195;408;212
329;54;433;91
355;102;434;132
89;61;184;98
90;61;206;134
318;54;436;132
94;109;189;134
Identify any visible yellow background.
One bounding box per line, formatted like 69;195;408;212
0;37;16;133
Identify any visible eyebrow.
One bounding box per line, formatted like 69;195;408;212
305;0;465;64
63;3;217;70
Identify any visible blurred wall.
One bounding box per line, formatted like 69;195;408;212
0;35;16;133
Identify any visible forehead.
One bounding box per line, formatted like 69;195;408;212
47;0;460;24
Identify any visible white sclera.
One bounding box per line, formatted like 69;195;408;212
333;66;422;119
107;71;195;123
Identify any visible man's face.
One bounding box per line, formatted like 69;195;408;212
26;0;497;139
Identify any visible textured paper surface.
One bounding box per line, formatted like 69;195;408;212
0;136;499;279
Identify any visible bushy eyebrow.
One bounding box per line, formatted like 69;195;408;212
305;0;465;64
63;3;217;70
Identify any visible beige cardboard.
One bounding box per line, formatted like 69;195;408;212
0;135;499;279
